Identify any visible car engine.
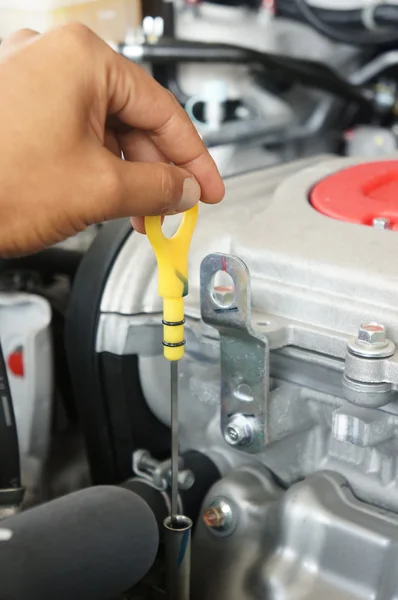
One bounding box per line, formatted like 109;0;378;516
63;153;398;599
4;1;398;598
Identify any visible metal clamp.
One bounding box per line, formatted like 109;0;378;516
132;450;195;492
200;253;269;453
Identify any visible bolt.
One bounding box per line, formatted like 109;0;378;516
357;323;387;348
212;285;235;308
372;217;390;230
348;323;395;359
223;414;254;447
203;499;233;531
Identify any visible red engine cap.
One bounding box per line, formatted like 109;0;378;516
310;161;398;230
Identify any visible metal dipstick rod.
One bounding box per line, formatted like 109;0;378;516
170;360;179;524
145;205;198;600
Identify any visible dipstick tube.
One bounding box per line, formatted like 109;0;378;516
164;515;193;600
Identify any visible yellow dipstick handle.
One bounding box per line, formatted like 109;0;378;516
145;204;199;361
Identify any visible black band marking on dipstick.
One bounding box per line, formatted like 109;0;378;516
163;340;186;348
162;319;186;327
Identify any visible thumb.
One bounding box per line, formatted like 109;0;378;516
99;157;201;223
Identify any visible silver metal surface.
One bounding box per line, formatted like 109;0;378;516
373;217;391;229
203;497;235;534
200;253;270;453
192;468;398;600
347;322;396;359
170;360;179;524
223;414;254;447
358;322;387;346
164;515;192;600
97;155;398;514
93;153;398;598
132;449;195;492
332;404;395;446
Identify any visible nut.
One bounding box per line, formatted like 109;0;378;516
357;323;387;347
203;499;233;531
223;414;254;447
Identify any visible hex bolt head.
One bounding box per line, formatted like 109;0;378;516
372;217;391;230
203;499;233;531
357;323;387;348
348;322;396;359
212;286;235;309
223;414;254;447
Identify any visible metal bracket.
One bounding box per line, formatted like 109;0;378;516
200;253;270;453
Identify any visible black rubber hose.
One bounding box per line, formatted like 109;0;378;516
151;0;189;106
0;248;84;279
277;0;398;28
121;39;373;111
376;4;398;26
0;338;21;490
276;1;367;27
291;0;398;48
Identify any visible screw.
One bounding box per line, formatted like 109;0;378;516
357;323;387;348
203;499;233;531
223;414;253;447
372;217;390;230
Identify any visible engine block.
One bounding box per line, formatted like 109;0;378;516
97;154;398;599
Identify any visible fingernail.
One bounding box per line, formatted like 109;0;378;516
178;178;201;211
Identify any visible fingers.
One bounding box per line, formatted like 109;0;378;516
89;154;201;229
103;50;225;204
0;29;39;59
118;130;168;233
118;129;167;163
30;23;224;206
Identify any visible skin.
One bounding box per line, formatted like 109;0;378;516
0;24;225;257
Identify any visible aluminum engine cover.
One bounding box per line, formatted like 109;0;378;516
97;154;398;599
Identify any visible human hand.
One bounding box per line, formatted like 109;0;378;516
0;25;224;257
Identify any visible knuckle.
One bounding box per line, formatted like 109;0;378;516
7;28;38;41
58;22;95;52
0;28;38;56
